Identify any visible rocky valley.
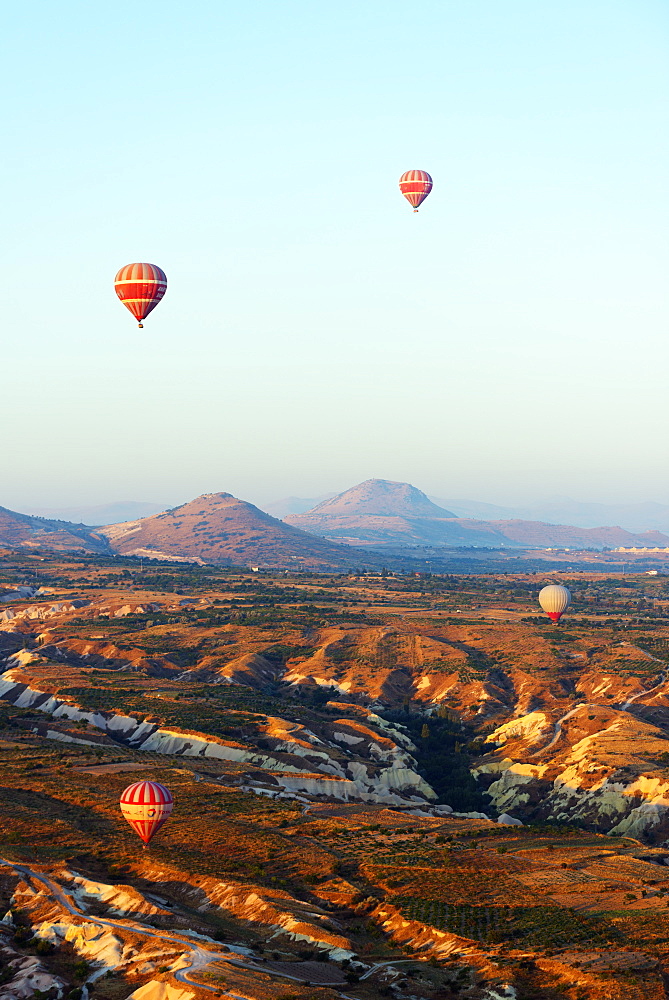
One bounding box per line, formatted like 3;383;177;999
2;551;669;998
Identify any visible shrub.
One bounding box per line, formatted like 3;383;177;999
13;926;32;945
73;960;90;979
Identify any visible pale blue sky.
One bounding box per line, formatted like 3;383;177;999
1;0;667;512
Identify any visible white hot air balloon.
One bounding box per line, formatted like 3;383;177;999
538;585;571;623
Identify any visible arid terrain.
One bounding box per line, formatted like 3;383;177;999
2;552;669;998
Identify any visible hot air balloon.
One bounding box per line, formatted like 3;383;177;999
120;781;173;847
538;585;572;624
114;263;167;328
399;170;433;212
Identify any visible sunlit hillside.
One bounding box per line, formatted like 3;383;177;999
2;551;669;998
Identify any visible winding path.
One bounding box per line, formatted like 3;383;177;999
530;704;588;757
0;858;235;995
530;670;667;757
621;672;666;711
359;958;420;980
0;859;356;998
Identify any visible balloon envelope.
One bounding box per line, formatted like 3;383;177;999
120;780;173;845
114;262;167;327
538;585;572;623
399;170;433;211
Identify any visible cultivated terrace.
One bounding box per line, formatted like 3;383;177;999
2;552;669;999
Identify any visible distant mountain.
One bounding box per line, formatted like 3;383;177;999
23;501;170;526
287;480;669;550
5;484;668;565
305;479;456;518
481;520;669;550
432;496;669;534
287;479;474;546
97;492;364;569
0;507;108;554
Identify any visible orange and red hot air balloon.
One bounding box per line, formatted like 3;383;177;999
120;780;173;847
114;262;167;328
399;170;433;212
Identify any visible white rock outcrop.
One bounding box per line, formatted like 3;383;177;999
497;813;523;826
36;919;125;970
0;951;65;999
0;669;435;807
128;984;194;1000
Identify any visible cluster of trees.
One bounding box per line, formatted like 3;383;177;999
382;710;487;812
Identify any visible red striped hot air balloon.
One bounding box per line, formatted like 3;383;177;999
120;781;173;847
114;262;167;328
399;170;433;212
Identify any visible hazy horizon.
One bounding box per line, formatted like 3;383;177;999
17;478;669;523
12;480;669;513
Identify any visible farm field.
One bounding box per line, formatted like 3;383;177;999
3;552;669;998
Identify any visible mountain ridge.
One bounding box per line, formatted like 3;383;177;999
286;480;669;550
1;484;669;566
266;489;669;534
433;495;669;533
0;506;109;554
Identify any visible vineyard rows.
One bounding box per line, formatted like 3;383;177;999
396;899;609;948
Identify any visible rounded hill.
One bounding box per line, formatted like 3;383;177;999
98;492;360;569
306;479;456;518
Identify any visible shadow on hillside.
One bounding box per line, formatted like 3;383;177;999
0;785;117;838
474;760;669;846
379;668;414;704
